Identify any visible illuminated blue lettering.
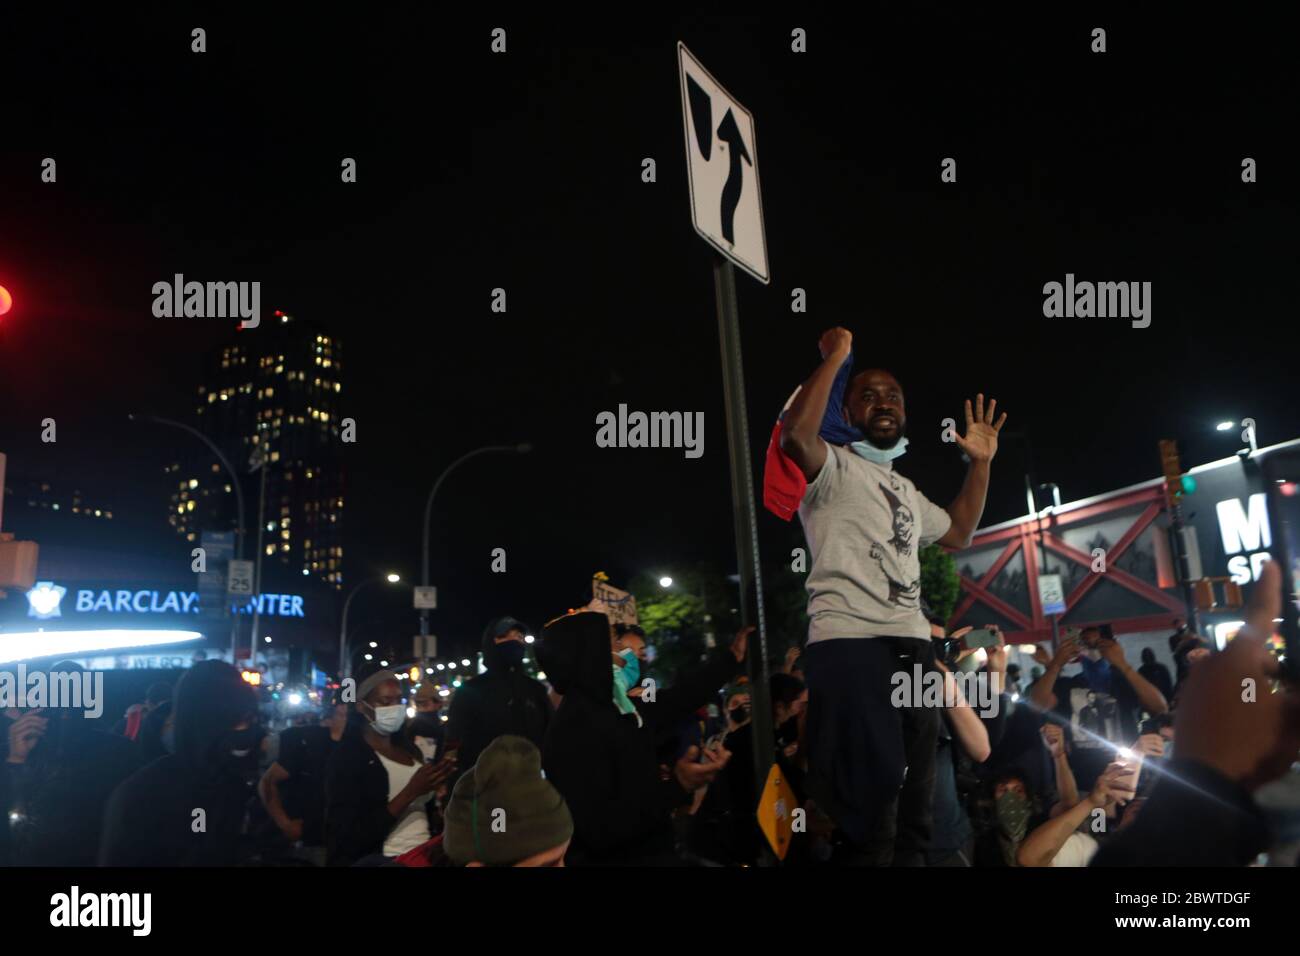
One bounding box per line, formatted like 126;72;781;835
76;590;95;612
93;591;113;612
291;596;304;617
133;591;152;613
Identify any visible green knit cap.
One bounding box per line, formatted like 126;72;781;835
442;735;574;866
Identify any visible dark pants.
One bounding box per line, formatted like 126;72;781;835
804;636;940;866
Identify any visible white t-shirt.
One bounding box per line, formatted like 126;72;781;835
798;442;952;642
377;752;432;857
1050;831;1099;867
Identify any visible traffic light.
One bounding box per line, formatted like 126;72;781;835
1159;439;1197;506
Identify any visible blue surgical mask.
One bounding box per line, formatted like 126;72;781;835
367;704;407;736
850;437;909;465
618;648;640;688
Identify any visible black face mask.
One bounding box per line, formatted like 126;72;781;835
410;714;442;737
729;705;750;724
493;641;526;669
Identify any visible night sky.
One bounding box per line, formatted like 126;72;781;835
1;8;1295;661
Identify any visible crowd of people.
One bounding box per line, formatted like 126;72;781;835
0;584;1294;868
1;324;1297;868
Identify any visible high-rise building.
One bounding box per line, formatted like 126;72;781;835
168;312;346;591
2;475;116;548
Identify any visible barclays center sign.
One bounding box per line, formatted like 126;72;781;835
25;582;307;621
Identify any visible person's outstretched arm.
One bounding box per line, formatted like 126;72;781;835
936;395;1007;549
1021;762;1133;867
1093;561;1299;866
1100;638;1168;716
779;328;852;481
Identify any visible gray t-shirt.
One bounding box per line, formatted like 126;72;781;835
798;442;952;642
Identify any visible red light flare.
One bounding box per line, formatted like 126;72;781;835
0;285;12;316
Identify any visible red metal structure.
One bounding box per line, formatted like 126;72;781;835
948;478;1184;645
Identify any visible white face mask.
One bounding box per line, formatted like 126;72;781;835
367;704;406;735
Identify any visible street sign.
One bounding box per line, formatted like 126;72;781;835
226;559;255;596
414;635;437;659
413;586;437;610
1037;573;1067;616
677;42;769;284
198;531;235;618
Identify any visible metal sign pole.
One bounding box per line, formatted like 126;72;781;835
712;254;774;864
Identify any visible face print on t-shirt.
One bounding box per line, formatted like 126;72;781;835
878;481;915;558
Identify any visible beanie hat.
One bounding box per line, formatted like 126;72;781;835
442;735;573;866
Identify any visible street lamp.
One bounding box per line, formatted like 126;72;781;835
420;443;532;639
338;571;403;679
659;576;673;588
129;412;247;663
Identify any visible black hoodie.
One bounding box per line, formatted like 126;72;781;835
99;661;259;866
445;618;552;779
538;612;697;866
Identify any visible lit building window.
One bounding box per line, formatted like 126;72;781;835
189;479;198;489
266;544;276;556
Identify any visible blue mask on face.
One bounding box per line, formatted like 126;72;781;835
1079;654;1112;692
850;437;909;465
618;648;640;688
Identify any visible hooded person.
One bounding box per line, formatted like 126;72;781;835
393;735;574;867
1;660;141;867
99;661;260;866
537;611;741;866
136;698;175;764
445;616;552;783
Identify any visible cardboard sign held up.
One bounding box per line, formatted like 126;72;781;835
590;577;638;626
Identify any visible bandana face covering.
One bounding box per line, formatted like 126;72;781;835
850;436;909;465
998;790;1029;848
